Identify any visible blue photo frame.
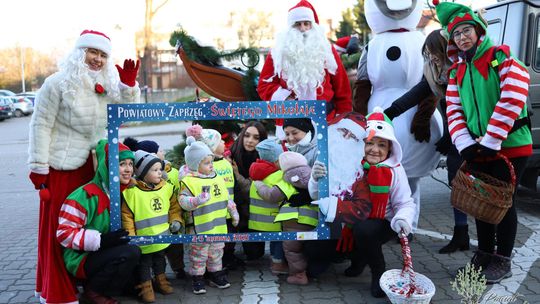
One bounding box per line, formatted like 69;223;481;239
107;100;329;244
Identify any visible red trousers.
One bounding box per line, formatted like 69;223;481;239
36;157;94;303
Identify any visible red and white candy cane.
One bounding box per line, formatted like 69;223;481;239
399;230;417;297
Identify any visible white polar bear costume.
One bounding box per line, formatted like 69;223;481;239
362;0;443;231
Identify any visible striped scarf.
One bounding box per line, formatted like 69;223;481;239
362;160;393;219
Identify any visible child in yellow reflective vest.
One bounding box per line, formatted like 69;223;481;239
179;137;239;295
255;151;317;285
122;150;183;303
249;139;293;275
185;124;242;271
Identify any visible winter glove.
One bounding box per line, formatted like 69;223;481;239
115;59;140;87
169;220;183;234
29;172;48;190
477;145;498;158
336;225;355;253
434;132;452;155
229;202;240;227
460;143;480;162
392;219;411;235
30;172;51;203
99;229;130;250
410;119;431;143
287;189;312;207
311;161;327;182
193;191;210;206
312;197;331;217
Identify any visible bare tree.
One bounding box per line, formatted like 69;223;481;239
236;8;274;48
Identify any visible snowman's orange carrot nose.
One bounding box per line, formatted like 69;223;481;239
367;128;376;141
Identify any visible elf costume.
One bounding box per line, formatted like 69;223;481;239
436;1;532;158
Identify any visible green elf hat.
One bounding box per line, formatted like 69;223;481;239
433;0;486;39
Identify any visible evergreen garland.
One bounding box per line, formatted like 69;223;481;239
170;29;261;100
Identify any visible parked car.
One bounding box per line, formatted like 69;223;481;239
15;92;36;105
0;97;15;121
0;89;16;97
484;0;540;191
9;96;33;117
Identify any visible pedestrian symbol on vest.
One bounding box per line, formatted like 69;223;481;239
152;198;162;211
213;184;221;197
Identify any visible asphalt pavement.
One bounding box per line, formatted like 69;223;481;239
1;116;539;304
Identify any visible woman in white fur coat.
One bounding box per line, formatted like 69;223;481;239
27;30;140;304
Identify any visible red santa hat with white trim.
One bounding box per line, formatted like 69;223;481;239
334;36;351;53
288;0;319;27
75;29;112;56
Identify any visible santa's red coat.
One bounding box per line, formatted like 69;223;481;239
257;48;352;123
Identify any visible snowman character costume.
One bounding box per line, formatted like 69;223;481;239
355;0;443;231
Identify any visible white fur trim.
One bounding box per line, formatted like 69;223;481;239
332;118;366;140
325;196;338;222
75;33;112;55
30;165;49;175
288;7;315;27
271;87;293;101
334;45;347;53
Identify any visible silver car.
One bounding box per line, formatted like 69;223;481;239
9;96;33;117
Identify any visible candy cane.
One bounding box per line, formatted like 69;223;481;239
399;231;417;297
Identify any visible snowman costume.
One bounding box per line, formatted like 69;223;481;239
358;0;443;231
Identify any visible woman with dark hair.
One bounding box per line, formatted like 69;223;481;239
436;1;531;283
381;29;471;255
229;121;268;260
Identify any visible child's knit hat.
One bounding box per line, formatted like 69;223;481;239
256;138;283;163
123;137;159;154
134;150;162;180
279;151;308;172
186;124;222;153
184;136;213;171
365;107;402;163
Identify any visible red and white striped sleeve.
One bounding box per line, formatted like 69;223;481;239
446;75;477;152
57;199;101;251
480;57;530;150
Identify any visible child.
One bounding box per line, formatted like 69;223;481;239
255;151;317;285
122;150;183;303
249;139;295;275
351;108;416;298
124;137;185;279
179;137;239;294
186;124;243;270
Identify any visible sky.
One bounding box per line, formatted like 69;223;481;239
1;0;497;64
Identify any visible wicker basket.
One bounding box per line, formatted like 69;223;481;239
451;154;515;225
380;270;436;304
380;233;435;304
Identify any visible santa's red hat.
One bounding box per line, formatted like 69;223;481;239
334;36;351;53
75;29;112;56
288;0;319;27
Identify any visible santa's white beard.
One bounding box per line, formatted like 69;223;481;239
271;25;337;99
58;48;121;100
328;125;365;198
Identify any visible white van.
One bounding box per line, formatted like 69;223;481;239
484;0;540;191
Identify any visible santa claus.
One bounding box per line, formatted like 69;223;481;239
257;0;352;137
303;112;371;277
309;112;371;225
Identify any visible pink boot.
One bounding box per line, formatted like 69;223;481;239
286;271;308;285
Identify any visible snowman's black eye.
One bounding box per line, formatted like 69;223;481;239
377;125;383;130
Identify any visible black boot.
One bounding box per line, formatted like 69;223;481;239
483;254;512;284
368;257;386;298
439;225;470;254
457;250;492;275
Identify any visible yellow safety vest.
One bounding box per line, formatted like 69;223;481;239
123;183;174;254
274;203;319;227
214;159;234;200
249;170;296;232
166;165;180;193
181;175;228;234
